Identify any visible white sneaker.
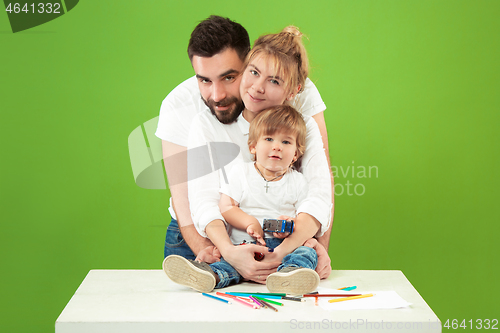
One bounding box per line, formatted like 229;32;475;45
162;255;216;293
266;267;319;295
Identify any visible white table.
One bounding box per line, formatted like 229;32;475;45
55;270;441;333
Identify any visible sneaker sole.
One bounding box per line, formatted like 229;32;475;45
162;255;216;293
266;268;320;295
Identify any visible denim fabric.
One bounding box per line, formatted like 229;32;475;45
210;238;318;289
210;258;243;288
278;246;318;271
164;218;196;260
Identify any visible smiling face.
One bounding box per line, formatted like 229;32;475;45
240;55;297;122
192;48;245;124
250;131;298;178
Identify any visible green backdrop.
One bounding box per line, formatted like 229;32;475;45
1;1;499;332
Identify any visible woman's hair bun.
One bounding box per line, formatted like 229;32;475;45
282;25;303;38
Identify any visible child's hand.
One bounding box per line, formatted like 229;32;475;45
273;215;293;238
247;222;266;246
278;215;293;221
272;232;290;239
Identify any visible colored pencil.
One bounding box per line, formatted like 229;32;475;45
202;293;231;304
303;293;362;297
282;296;304;302
245;296;261;308
254;296;283;306
216;293;251;304
216;292;258;308
328;293;374;303
235;297;260;308
233;297;259;308
226;292;286;296
216;292;244;300
259;299;278;312
338;286;357;291
249;296;265;307
216;292;235;300
226;292;283;299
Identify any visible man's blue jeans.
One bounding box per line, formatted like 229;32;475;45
164;218;196;260
210;237;318;289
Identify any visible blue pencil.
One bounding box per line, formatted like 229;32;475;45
202;293;232;304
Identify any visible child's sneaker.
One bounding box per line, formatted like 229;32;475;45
266;267;319;295
162;255;217;293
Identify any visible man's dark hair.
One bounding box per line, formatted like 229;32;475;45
188;15;250;61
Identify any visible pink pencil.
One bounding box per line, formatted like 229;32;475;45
216;292;258;309
249;296;265;308
233;296;259;309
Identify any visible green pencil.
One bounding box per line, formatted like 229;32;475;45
255;296;284;306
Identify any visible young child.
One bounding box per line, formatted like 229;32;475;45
163;105;319;294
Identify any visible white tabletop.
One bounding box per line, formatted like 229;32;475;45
56;269;441;333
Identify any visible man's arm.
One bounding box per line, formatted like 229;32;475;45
162;140;214;256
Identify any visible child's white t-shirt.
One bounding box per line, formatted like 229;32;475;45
219;162;308;245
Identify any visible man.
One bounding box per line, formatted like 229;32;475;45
155;15;334;282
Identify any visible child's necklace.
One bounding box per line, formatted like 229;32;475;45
255;164;286;193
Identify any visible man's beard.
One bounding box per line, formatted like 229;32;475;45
202;96;244;124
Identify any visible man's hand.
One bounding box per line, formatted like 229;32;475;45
222;244;280;284
303;238;332;279
195;245;221;264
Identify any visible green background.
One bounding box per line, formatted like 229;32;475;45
1;0;499;331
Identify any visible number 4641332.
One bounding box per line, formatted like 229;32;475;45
444;319;498;330
5;3;61;14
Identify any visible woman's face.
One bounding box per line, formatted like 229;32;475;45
240;55;292;116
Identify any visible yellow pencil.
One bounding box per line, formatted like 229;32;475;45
328;293;375;303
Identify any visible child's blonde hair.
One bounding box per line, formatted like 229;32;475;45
248;105;307;169
245;26;309;97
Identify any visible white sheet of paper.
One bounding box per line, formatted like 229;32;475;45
316;287;412;311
